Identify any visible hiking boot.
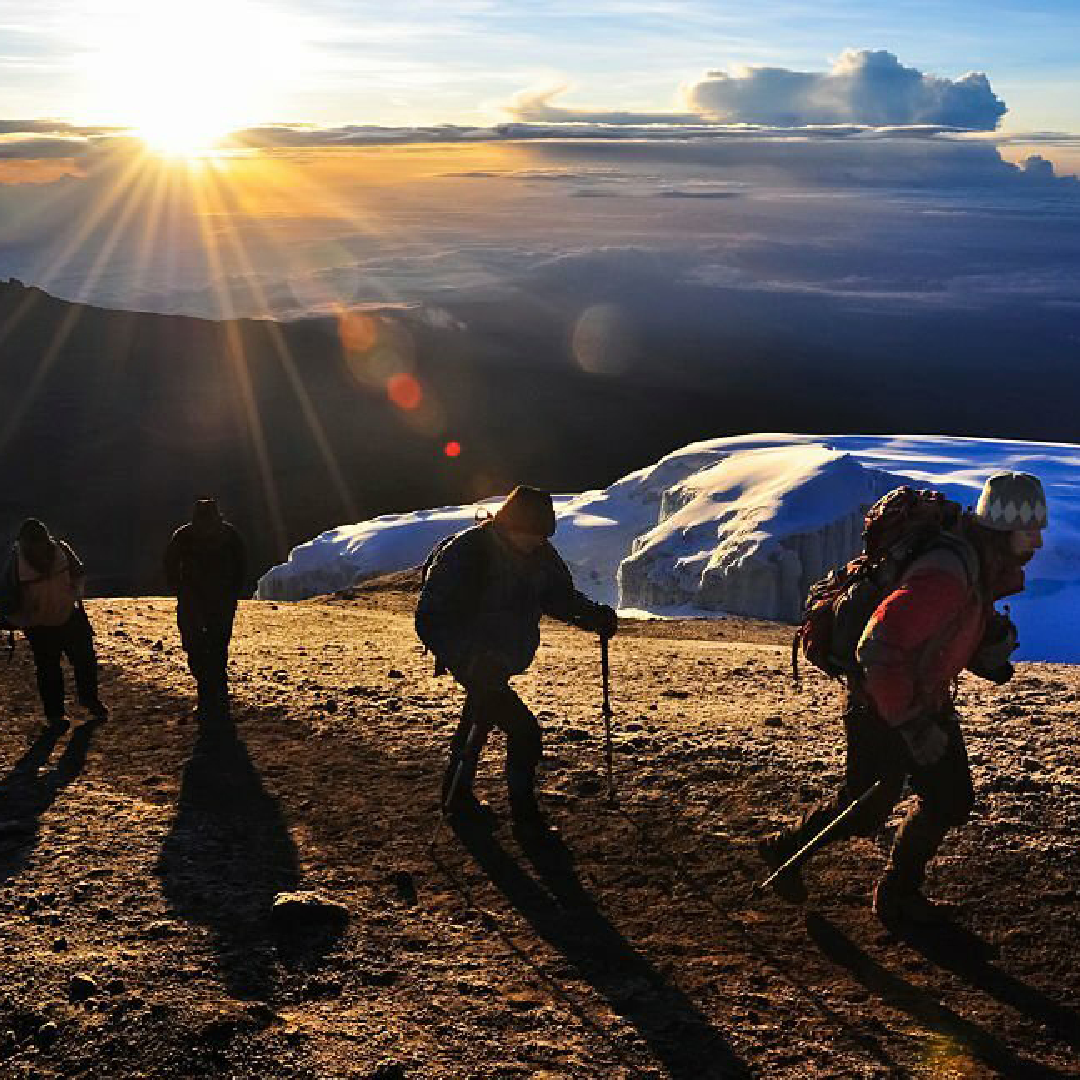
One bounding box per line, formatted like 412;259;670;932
443;789;495;825
511;804;557;841
82;699;109;724
756;832;809;904
872;880;954;925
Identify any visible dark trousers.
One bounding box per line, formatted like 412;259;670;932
788;699;974;891
177;596;236;702
23;606;100;719
445;683;543;809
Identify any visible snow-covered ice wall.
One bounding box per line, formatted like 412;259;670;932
257;434;1080;662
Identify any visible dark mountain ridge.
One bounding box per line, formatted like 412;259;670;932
2;278;1078;594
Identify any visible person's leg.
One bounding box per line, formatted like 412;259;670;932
64;608;106;717
876;716;974;920
491;688;544;824
441;692;493;812
177;596;215;708
204;605;236;707
760;701;907;901
25;626;66;722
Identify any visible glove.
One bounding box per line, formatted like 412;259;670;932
968;610;1018;681
896;714;951;768
588;603;618;639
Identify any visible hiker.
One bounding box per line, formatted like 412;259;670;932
761;472;1046;923
0;519;108;729
164;499;247;715
416;486;618;834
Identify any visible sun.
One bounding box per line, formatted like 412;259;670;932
78;0;305;160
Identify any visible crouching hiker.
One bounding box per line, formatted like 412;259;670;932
164;499;247;717
763;472;1046;923
416;486;618;836
0;519;108;730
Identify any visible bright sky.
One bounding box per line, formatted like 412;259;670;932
2;0;1079;133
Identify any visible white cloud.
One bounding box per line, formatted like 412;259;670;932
688;49;1008;130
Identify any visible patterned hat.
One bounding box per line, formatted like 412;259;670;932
974;471;1048;531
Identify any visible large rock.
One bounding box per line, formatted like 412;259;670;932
271;891;349;932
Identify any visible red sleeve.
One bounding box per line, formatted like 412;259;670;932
856;567;969;724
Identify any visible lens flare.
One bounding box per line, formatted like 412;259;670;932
387;373;423;410
444;441;462;457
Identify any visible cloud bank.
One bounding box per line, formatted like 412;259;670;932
687;49;1008;130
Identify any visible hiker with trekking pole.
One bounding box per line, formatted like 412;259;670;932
416;486;618;840
759;472;1046;924
0;519;109;731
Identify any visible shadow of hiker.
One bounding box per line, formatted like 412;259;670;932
0;720;98;884
157;711;305;1001
893;918;1080;1055
806;913;1073;1080
449;820;752;1080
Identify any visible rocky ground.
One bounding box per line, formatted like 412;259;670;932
1;584;1078;1079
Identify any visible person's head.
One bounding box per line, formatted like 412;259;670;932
971;471;1047;566
492;486;556;554
191;498;223;533
16;518;54;572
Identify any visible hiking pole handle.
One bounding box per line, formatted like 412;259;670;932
753;780;883;896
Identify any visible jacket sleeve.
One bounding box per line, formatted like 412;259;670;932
414;531;484;666
537;545;603;629
163;530;184;594
59;541;86;599
855;562;970;725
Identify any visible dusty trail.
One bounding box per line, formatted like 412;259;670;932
1;594;1078;1078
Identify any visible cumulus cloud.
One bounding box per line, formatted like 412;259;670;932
688;49;1007;130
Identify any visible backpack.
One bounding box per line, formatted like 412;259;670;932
792;487;977;682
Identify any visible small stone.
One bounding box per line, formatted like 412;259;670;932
152;639;164;651
52;937;68;952
370;1064;406;1080
394;871;418;906
387;669;405;679
764;715;784;727
106;979;126;995
36;1020;60;1048
70;973;98;1002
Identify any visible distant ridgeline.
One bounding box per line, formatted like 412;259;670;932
3;278;1080;595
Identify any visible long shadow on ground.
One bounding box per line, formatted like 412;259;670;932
896;919;1080;1056
807;913;1073;1080
448;820;753;1080
157;711;303;1001
0;720;98;884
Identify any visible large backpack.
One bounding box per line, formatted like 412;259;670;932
792;487;977;682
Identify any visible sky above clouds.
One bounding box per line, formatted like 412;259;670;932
0;1;1078;369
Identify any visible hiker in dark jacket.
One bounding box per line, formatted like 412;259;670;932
0;519;108;729
416;486;618;834
164;499;247;715
760;472;1045;923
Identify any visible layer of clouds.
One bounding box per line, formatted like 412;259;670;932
688;49;1007;130
507;87;698;126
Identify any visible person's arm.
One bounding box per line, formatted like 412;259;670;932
163;530;185;594
538;545;617;637
856;564;970;726
59;541;86;599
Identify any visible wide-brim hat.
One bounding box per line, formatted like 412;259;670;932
974;471;1048;531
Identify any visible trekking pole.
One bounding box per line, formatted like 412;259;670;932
429;719;484;850
753;780;883;896
601;635;616;806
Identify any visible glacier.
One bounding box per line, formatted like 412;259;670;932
257;434;1080;662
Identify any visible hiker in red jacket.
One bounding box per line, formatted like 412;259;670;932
760;472;1046;923
0;519;108;730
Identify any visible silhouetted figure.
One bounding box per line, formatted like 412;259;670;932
0;518;107;729
416;486;617;835
164;499;246;716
